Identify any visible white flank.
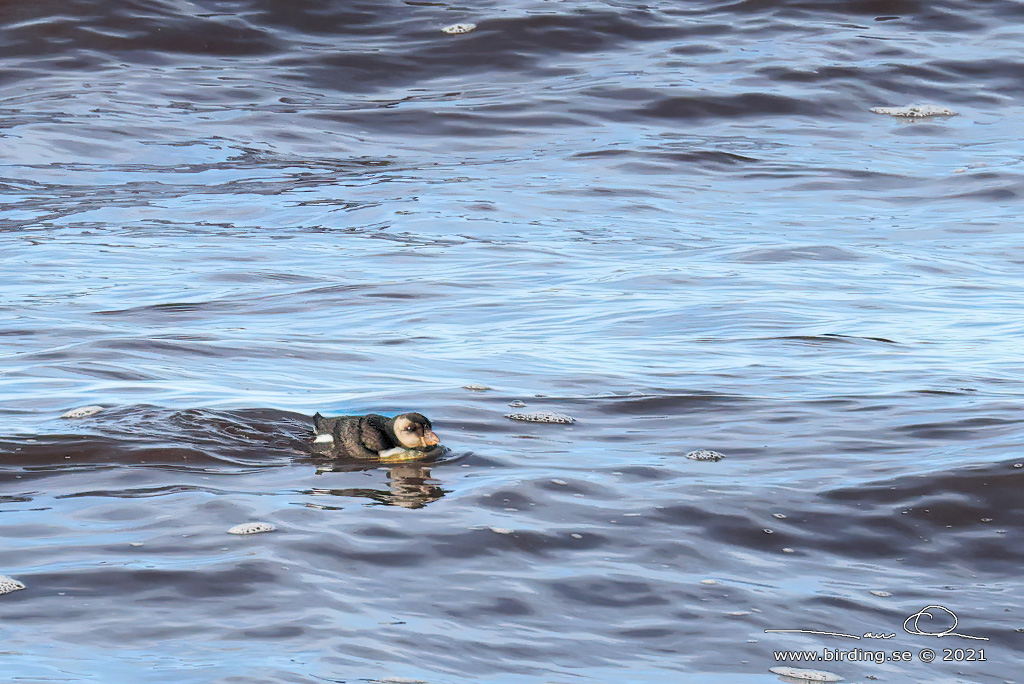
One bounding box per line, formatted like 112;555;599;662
313;434;334;444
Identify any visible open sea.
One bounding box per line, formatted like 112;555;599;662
2;1;1023;682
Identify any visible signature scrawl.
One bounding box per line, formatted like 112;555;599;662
765;605;989;641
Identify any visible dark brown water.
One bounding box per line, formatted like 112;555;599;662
2;1;1023;682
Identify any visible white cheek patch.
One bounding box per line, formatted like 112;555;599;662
313;434;335;444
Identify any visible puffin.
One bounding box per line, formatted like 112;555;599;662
311;412;441;460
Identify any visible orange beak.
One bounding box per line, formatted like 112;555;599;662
425;431;440;446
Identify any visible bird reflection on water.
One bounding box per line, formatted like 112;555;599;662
305;462;446;509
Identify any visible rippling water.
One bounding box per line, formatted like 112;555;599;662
2;1;1023;682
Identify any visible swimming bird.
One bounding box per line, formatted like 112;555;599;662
311;412;441;459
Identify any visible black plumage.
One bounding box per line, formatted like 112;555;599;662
311;412;440;459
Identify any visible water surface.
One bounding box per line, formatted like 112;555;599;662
2;1;1023;682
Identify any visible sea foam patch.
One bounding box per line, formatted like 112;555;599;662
0;576;26;595
61;405;104;419
769;666;842;682
227;522;277;535
442;23;476;34
870;104;957;117
505;411;576;424
686;449;726;462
